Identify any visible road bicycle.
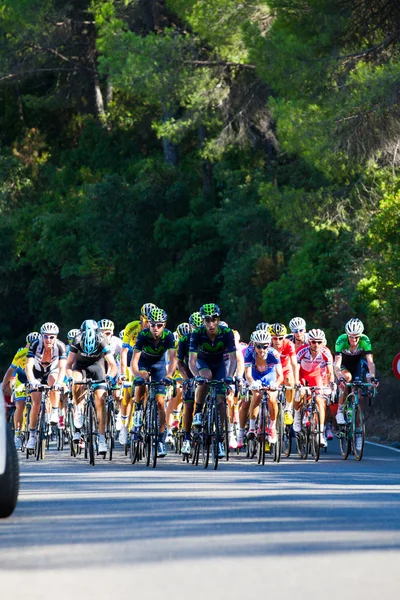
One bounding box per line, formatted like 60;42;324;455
337;380;376;461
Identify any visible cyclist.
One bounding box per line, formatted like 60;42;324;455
189;303;237;459
295;328;335;448
66;319;118;454
286;317;309;351
25;323;67;451
165;323;188;445
118;303;157;446
131;307;177;457
269;323;299;424
244;329;283;445
334;318;378;427
2;332;40;449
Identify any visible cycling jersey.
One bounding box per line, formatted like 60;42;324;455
69;333;111;366
273;338;295;376
134;328;175;365
28;338;67;378
335;334;372;363
11;346;28;381
122;320;141;349
244;346;280;382
297;344;333;387
189;326;235;364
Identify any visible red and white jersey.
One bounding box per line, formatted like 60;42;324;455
297;343;333;387
273;338;296;376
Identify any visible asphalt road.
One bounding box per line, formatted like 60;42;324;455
1;439;400;599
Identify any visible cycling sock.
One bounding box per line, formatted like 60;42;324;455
184;432;191;441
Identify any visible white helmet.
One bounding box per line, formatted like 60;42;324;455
256;322;270;331
67;328;80;343
40;322;59;335
345;318;364;336
308;328;325;342
252;329;271;345
119;329;125;340
98;318;114;331
289;317;306;332
26;331;40;344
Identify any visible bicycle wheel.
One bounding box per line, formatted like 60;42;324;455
130;435;141;464
35;404;46;461
339;422;350;459
67;407;76;457
211;397;220;470
88;403;96;466
150;400;158;469
274;403;284;463
106;404;115;461
258;404;267;465
144;406;151;467
295;408;308;460
202;403;211;469
282;424;292;458
310;405;320;462
352;404;365;461
222;403;230;461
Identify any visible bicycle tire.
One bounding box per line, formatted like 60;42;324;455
353;403;365;461
339;423;350;459
35;403;46;461
310;405;320;462
282;424;292;458
258;404;266;465
211;397;220;470
67;407;76;457
202;402;211;469
274;403;284;463
88;403;96;466
222;403;230;462
106;404;115;461
150;400;158;469
130;436;140;464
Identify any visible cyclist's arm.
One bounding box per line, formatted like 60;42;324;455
57;358;67;385
235;349;245;378
130;349;142;377
244;365;254;385
166;348;177;378
334;354;342;378
105;353;118;378
290;353;300;384
226;351;237;378
326;363;334;384
2;366;15;390
189;351;199;377
25;356;35;385
275;363;284;387
120;346;129;375
177;360;191;380
366;353;376;378
65;349;76;377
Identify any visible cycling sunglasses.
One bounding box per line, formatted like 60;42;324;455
204;315;219;323
310;340;323;345
272;336;285;341
43;334;56;340
150;322;165;328
255;344;269;349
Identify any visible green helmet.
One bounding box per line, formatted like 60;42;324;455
199;303;221;318
189;312;202;327
149;307;167;323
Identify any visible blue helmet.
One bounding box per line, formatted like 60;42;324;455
80;320;98;354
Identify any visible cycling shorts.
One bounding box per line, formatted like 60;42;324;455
33;365;59;384
341;357;368;381
14;375;27;401
196;359;226;393
74;360;107;390
138;358;167;395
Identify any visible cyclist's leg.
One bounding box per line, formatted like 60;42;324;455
47;370;61;423
182;380;195;449
336;366;352;424
193;358;211;423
